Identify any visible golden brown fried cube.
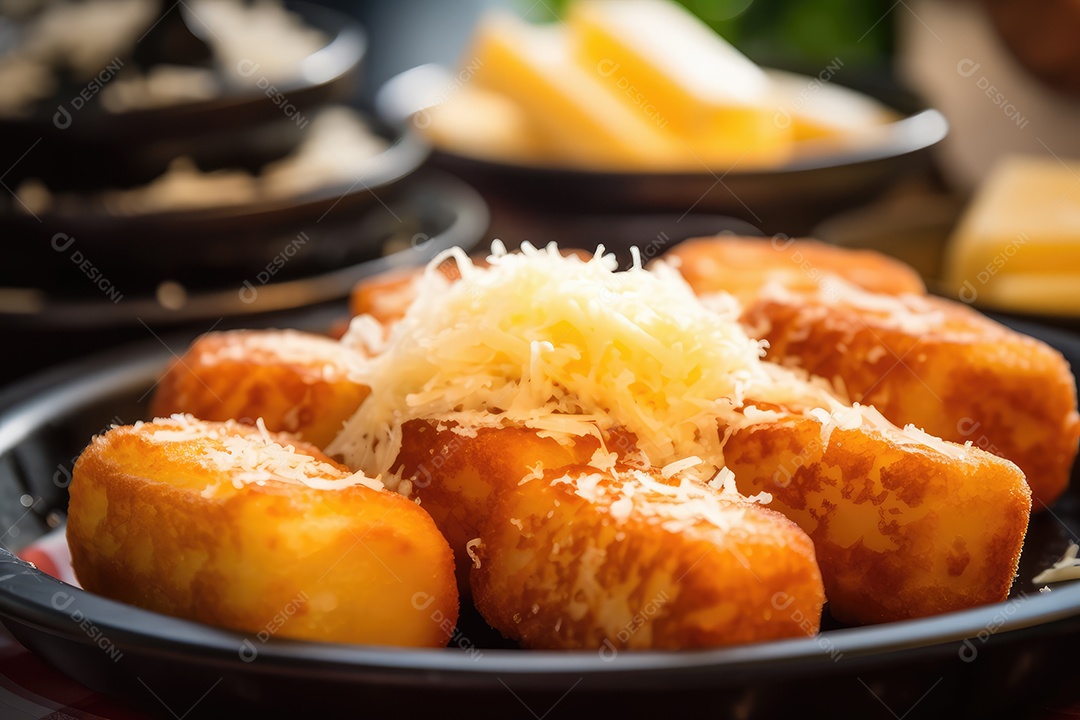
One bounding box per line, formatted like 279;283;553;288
68;417;458;648
472;464;825;649
393;420;596;589
666;235;1078;509
150;329;369;448
349;257;468;326
663;236;926;302
723;411;1031;625
743;292;1080;508
392;421;824;648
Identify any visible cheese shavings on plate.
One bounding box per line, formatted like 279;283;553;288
1033;543;1080;585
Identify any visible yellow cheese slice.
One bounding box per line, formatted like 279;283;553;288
420;85;549;163
766;69;896;143
465;12;683;169
568;0;791;167
945;155;1080;314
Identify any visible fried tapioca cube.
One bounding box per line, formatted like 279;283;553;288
67;416;457;648
471;464;825;649
723;410;1031;625
666;235;1078;509
150;329;369;448
742;291;1079;509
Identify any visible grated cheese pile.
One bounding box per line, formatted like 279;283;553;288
329;242;779;485
327;242;966;493
138;414;383;492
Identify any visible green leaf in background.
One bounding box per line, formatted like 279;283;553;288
521;0;896;73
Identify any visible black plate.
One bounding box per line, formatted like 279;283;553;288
0;310;1078;718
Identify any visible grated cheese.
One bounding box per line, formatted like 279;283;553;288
328;242;776;486
466;537;483;568
661;456;702;479
326;241;973;497
865;344;888;364
1033;543;1080;584
589;448;619;472
140;414;383;492
520;462;546;485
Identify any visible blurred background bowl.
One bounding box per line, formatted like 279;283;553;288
377;65;946;238
0;170;489;380
0;122;429;292
0;0;366;191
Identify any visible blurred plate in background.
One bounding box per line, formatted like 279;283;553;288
0;1;366;191
0;122;429;291
0;170;488;380
378;64;947;237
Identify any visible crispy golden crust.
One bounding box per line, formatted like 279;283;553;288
723;412;1031;624
67;419;458;648
150;330;370;449
350;258;469;325
744;293;1080;509
664;236;926;301
393;420;596;589
392;418;824;647
472;464;824;650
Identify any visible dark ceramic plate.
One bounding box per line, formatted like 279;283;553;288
0;312;1078;718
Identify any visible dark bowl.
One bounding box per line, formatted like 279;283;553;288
0;123;430;294
0;1;366;192
0;305;1078;719
0;170;488;380
379;66;948;237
